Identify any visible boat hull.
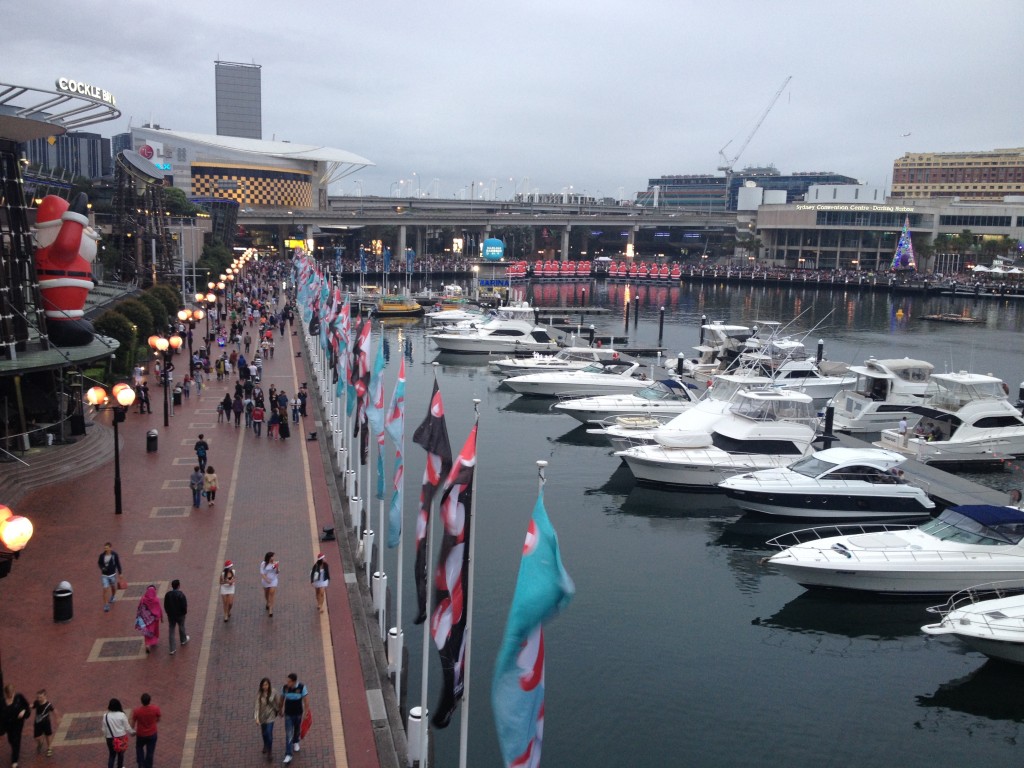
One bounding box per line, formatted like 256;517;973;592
431;336;560;355
722;486;934;519
768;559;1024;596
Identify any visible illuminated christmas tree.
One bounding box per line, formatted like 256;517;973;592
890;215;917;271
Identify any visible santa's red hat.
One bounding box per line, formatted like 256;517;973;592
34;195;70;229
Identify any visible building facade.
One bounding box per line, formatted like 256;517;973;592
640;167;858;211
756;194;1024;273
22;131;112;179
129;126;372;210
891;148;1024;201
215;61;262;140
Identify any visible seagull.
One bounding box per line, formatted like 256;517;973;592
901;132;912;137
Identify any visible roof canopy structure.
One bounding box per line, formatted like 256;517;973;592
0;79;121;142
138;127;374;187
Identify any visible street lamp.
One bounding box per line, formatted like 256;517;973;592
178;307;205;362
85;383;136;515
148;334;183;427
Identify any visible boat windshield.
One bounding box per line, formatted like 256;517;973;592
637;382;676;401
732;395;817;423
918;506;1024;545
787;454;839;478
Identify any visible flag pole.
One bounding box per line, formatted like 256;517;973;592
457;400;482;768
392;415;406;707
417;363;442;768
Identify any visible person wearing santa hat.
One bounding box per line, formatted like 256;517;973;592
309;554;330;613
32;193;100;346
219;561;236;622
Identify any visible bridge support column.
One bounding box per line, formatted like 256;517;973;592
560;226;571;261
626;227;637;258
278;225;290;259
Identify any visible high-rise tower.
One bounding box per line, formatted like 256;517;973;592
214;61;262;140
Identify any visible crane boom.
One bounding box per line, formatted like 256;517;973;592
717;75;792;172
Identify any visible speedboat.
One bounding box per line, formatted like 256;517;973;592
490;346;620;376
765;504;1024;595
718;446;936;519
372;295;425;318
503;357;655;398
553;378;701;423
617;389;821;490
427;302;533;334
830;357;934;433
876;371;1024;468
430;304;560;355
923;580;1024;665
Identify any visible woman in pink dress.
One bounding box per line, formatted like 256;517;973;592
135;585;163;654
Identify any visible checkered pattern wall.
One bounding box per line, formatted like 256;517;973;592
190;164;313;208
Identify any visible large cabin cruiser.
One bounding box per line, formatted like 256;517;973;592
671;322;753;381
728;354;854;409
489;346;619;375
830;357;934;433
765;505;1024;595
553;378;701;423
503;357;655;398
430;304;560;354
718;446;936;519
876;371;1024;468
923;580;1024;665
617;389;820;490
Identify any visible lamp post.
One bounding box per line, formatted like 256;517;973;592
0;502;34;691
85;383;136;515
148;334;183;427
177;308;205;363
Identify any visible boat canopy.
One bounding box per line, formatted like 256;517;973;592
922;373;1008;409
852;359;934;381
919;505;1024;545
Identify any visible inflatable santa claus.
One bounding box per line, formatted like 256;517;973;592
33;193;99;346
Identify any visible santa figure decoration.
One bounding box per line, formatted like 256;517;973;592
33;193;100;346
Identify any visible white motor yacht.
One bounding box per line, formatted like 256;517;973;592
490;346;619;375
430;303;560;355
553;378;701;423
718;446;936;519
729;355;855;409
923;580;1024;665
830;357;934;433
765;504;1024;595
876;371;1024;468
669;322;753;381
503;357;655;398
617;389;820;489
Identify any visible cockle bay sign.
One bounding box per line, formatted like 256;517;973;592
55;77;116;106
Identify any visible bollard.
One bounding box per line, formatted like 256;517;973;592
407;707;428;767
362;530;374;581
699;314;707;345
634;296;639;323
817;339;824;363
588;325;595;346
350;496;361;536
146;429;159;453
677;352;685;376
658;306;665;343
387;627;403;675
53;580;73;623
372;570;388;619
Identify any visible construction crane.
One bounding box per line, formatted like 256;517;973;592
717;75;792;178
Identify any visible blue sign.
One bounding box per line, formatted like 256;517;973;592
482;238;505;261
479;279;510;287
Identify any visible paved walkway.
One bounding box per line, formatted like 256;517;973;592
0;324;401;767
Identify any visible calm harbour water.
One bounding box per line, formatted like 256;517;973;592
369;280;1024;768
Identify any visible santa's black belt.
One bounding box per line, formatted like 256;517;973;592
37;269;92;278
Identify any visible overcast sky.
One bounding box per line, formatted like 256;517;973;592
5;0;1022;201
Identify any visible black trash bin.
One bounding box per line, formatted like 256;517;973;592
53;581;73;623
173;386;183;406
147;429;158;453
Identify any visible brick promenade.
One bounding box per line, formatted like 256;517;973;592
0;325;400;767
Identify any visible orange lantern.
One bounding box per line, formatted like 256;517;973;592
0;514;33;551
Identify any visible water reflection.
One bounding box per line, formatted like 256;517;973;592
755;591;931;640
916;661;1024;723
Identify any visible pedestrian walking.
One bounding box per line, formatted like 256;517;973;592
32;689;56;757
252;404;265;437
129;693;160;768
254;678;281;761
298;385;308;417
1;683;30;768
134;585;163;655
163;580;190;654
220;560;236;621
194;434;209;471
98;542;123;612
102;698;133;768
244;332;252;354
310;553;330;613
219;392;232;423
291;396;300;423
232;394;244;427
267;408;280;440
898;416;909;446
204;466;219;507
280;674;308;764
260;552;279;617
278;410;291;441
189;465;204;508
